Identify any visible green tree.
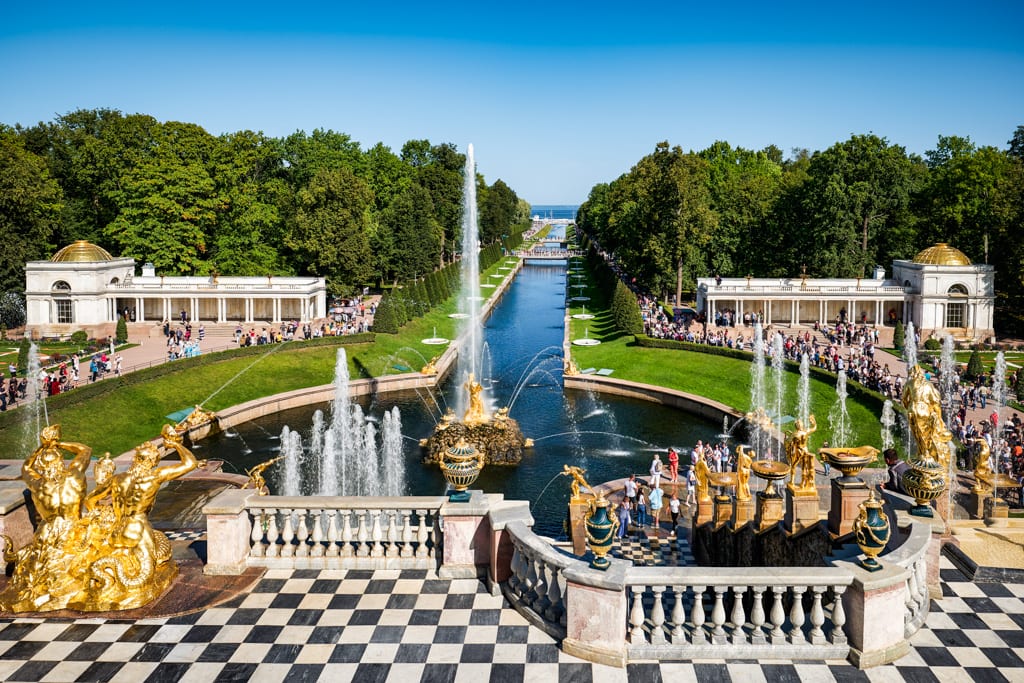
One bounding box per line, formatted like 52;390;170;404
893;320;905;350
287;166;374;293
480;179;518;243
0;128;63;292
965;350;984;381
611;280;644;335
380;184;442;282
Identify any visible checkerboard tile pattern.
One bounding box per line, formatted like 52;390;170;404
159;528;206;543
613;529;694;567
0;558;1020;681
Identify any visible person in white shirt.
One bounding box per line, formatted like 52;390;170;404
649;454;663;490
668;492;681;537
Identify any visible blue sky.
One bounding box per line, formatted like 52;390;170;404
2;1;1022;205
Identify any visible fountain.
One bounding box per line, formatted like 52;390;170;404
276;349;407;496
880;400;896;452
421;144;529;467
827;369;853;447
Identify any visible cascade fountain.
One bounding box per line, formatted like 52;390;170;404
456;143;484;417
797;353;811;426
747;322;771;456
939;333;957;427
770;331;786;429
880;400;896;452
828;369;853;447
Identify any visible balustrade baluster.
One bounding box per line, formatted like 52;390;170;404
670;586;686;643
830;586;848;645
250;510;265;557
295;510;309;558
629;586;647;644
730;586;748;644
808;586;826;644
710;586;728;644
415;510;429;558
371;511;385;558
915;560;928;610
265;512;281;558
400;510;413;558
507;545;522;594
340;511;354;557
905;566;919;621
311;510;325;558
788;585;807;644
280;510;296;558
649;586;667;645
524;554;539;606
386;512;400;558
749;585;767;644
356;510;370;557
690;585;707;644
544;566;563;624
533;562;550;614
769;586;786;644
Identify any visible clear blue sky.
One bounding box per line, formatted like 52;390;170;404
2;1;1022;205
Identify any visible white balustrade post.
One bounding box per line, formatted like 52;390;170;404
280;510;296;558
629;587;647;643
749;585;767;645
830;586;848;645
788;585;807;644
294;510;309;559
356;510;370;557
265;511;281;558
310;510;325;559
670;586;686;643
690;585;707;644
649;586;667;645
400;510;414;558
340;511;354;557
710;586;728;644
371;510;385;558
808;585;826;644
730;586;748;644
386;512;400;558
769;586;786;644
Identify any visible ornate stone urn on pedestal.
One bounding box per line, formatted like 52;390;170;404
584;497;618;570
852;486;891;572
439;440;485;502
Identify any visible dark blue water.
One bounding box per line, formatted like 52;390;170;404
204;257;718;537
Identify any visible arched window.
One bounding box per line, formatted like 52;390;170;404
51;281;73;323
947;284;968;296
109;277;120;286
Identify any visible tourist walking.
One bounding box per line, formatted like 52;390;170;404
624;473;638;506
649;485;664;533
616;498;631;539
668;493;681;537
667;447;679;483
649;454;663;490
685;467;697;508
635;488;648;529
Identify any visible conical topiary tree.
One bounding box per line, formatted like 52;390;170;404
115;316;129;344
893;320;905;350
965;350;984;382
372;294;399;333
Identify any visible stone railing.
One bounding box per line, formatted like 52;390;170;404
201;487;935;669
624;569;851;660
203;490;446;573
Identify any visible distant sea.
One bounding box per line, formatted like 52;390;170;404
530;204;579;220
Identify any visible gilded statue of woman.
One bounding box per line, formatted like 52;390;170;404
785;415;817;494
972;437;993;493
694;454;711;503
735;445;753;501
902;365;952;470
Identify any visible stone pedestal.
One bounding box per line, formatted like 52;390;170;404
785;491;820;534
733;498;755;528
562;563;628;667
971;490;989;520
755;492;784;531
439;491;491;579
568;498;590;557
696;499;714;526
203;488;255;576
713;495;733;528
983;497;1009;527
829;479;869;537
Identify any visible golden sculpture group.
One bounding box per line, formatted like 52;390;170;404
899;365;951;515
0;423;200;613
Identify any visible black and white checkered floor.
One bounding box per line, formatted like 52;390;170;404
0;556;1021;682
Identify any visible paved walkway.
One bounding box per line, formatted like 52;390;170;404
0;554;1019;682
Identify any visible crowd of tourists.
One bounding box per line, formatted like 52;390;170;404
0;348;123;411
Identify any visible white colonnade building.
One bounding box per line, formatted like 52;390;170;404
696;243;995;343
25;241;327;337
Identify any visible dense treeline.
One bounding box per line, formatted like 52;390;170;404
577;131;1024;332
0;109;530;301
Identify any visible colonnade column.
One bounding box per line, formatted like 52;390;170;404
136;297;144;322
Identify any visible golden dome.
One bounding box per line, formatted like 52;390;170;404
51;240;114;263
912;243;971;266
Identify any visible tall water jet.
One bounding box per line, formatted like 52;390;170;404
278;426;303;497
381;407;406;496
797;353;811;425
992;352;1008;492
747;322;771;456
770;331;786;427
20;336;47;454
903;321;918;370
828;369;853;447
456;143;484;417
880;400;896;452
939;333;957;426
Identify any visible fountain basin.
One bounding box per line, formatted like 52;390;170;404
448;313;469;319
572;338;601;346
751;459;790;497
571;314;595;320
570;296;591;302
422;337;450;345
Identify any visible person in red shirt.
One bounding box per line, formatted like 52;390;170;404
667;447;679;483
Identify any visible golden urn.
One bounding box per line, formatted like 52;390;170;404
751;460;790;498
819;446;879;483
901;457;947;518
440;439;485;502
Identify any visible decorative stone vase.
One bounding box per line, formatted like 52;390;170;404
440;440;485;502
901;456;947;518
584;497;618;571
852;488;890;572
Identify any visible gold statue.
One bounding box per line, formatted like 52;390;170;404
972;437;993;494
243;455;285;494
693;454;711;503
736;445;753;501
463;373;488;424
563;359;580;376
902;365;953;471
561;464;592;501
785;415;818;494
0;424;201;613
176;404;216;433
0;425;94;611
420;356;439;376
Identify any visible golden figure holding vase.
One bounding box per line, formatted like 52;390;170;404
785;415;818;495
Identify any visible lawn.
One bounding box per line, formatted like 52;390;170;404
566;262;887;455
